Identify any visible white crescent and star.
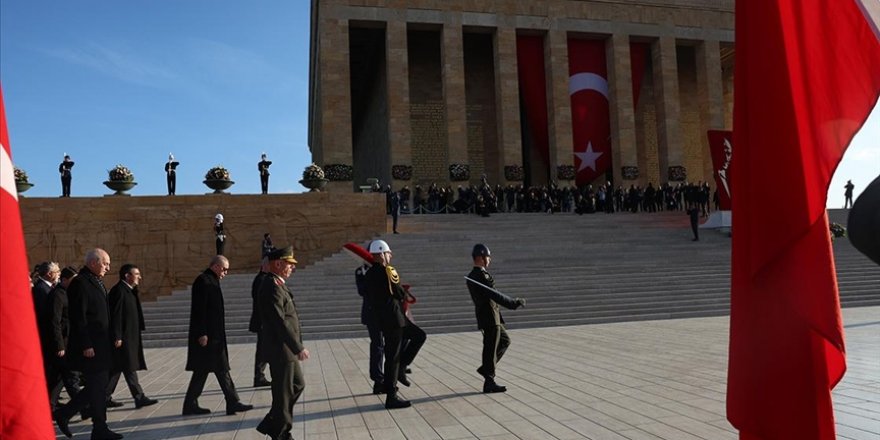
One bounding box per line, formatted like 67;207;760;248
569;72;609;173
0;143;18;201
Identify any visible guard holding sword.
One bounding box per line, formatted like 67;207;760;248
465;244;525;393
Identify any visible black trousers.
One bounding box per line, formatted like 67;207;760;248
183;370;240;407
216;238;225;255
261;175;269;194
167;174;176;195
480;325;511;379
254;333;268;381
392;213;399;232
57;370;109;432
366;324;384;383
61;176;71;197
259;360;304;438
106;370;145;401
382;319;426;393
46;358;81;411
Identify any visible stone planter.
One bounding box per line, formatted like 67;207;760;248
204;179;235;194
103;180;137;196
15;181;34;195
299;178;329;192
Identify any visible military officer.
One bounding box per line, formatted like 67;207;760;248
364;240;426;409
256;246;309;440
466;244;524;393
258;153;272;194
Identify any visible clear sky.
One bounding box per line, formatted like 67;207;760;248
1;1;877;205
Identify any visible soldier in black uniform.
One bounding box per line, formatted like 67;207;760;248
364;240;426;409
466;244;525;393
256;246;309;440
59;154;74;197
356;260;384;394
258;153;272;195
249;258;271;387
165;154;179;195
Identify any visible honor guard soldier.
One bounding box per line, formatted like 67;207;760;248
364;240;426;409
165;154;179;195
466;244;525;393
59;154;74;197
258;153;272;194
256;246;309;440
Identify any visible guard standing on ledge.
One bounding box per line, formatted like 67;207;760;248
258;153;272;194
466;244;525;393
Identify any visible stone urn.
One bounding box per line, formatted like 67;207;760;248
103;180;137;196
15;181;34;195
204;179;235;194
299;178;329;192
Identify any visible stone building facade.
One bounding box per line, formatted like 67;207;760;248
309;0;734;191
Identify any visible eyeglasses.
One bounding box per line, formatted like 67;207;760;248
220;267;229;273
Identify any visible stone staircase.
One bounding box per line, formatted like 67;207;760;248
141;209;880;347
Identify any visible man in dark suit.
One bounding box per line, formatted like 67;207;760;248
182;255;253;416
258;153;272;194
54;248;123;440
59;154;74;197
165;154;179;195
364;240;426;409
255;247;310;440
466;244;525;394
32;261;59;338
45;266;82;413
249;258;271;387
106;264;158;409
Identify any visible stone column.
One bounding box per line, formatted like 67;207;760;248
386;18;412;182
545;29;573;183
443;16;468;179
696;39;724;183
607;33;638;185
494;24;522;184
319;17;353;191
652;36;684;183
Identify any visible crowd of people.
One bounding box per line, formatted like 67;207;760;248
382;178;720;218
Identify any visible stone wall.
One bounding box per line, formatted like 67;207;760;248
20;193;386;301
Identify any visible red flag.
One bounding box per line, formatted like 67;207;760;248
707;130;733;211
516;36;551;173
728;1;880;439
0;84;55;438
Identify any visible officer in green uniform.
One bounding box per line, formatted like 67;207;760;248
466;244;525;393
364;240;426;409
256;246;309;440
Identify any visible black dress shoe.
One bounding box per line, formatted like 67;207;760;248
90;428;124;440
134;397;158;409
372;382;386;395
106;399;124;408
384;395;411;409
398;371;411;387
54;411;72;438
181;405;210;416
483;380;507;394
226;401;254;415
253;377;271;387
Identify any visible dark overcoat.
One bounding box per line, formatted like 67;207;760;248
46;285;71;354
108;281;147;372
257;274;304;363
466;267;519;330
364;263;406;330
67;269;113;373
185;269;230;372
248;271;268;333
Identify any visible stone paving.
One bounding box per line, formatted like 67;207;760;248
57;306;879;439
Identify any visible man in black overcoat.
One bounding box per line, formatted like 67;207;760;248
59;154;74;197
364;240;426;409
54;248;123;440
44;266;82;413
258;153;272;194
32;261;59;331
255;247;310;440
182;255;253;416
466;244;525;393
250;258;271;387
106;264;157;409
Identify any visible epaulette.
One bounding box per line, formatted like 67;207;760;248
275;277;285;286
386;265;400;284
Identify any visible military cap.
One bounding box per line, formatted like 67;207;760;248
267;245;298;264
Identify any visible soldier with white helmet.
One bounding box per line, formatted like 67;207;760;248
363;240;426;409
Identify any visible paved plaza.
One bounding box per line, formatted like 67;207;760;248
59;306;879;439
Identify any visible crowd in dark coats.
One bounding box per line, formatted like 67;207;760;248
381;179;719;218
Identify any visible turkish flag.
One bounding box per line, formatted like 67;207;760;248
0;84;55;438
568;39;610;185
728;1;880;440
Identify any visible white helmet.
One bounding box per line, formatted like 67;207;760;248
214;213;224;223
368;239;391;254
